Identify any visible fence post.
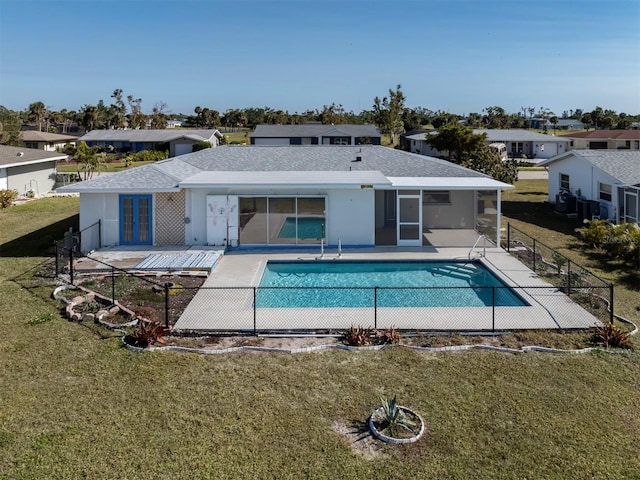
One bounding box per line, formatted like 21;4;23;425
69;247;74;285
111;266;116;305
55;241;59;276
567;260;572;296
253;287;257;335
532;239;536;273
374;287;378;330
507;223;510;252
492;287;496;333
164;283;170;328
609;284;614;324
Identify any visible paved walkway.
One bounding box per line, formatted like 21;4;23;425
173;247;600;332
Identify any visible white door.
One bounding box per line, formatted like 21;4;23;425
397;192;422;246
206;195;228;246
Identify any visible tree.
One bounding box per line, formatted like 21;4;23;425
127;95;146;129
461;146;518;184
74;141;105;180
150;102;168;129
549;115;559;135
425;124;486;162
27;101;47;131
0;106;24;146
482;106;509;129
110;89;127;129
373;84;406;145
79;104;99;131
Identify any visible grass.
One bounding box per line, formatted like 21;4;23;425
502;179;640;322
57;160;156;173
1;197;640;478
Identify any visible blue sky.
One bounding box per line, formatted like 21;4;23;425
1;0;638;116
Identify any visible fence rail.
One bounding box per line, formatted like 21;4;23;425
52;223;615;334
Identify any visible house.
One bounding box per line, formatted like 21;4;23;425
0;144;67;196
556;119;585;130
20;131;77;151
403;129;569;163
560;130;640;151
537;150;640;225
250;124;381;146
57;145;513;252
78;129;223;157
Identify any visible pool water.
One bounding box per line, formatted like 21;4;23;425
257;260;527;308
278;217;325;239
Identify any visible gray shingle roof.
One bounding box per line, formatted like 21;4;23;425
251;124;380;138
57;145;492;193
0;144;67;167
78;129;220;143
472;129;570;143
539;150;640;186
20;131;78;142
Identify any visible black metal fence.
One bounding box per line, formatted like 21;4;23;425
52;222;614;334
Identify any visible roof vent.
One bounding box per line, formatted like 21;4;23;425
352;156;362;162
17;152;24;157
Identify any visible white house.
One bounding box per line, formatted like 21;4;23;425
78;129;223;157
0;144;67;196
21;131;77;152
57;146;514;251
538;150;640;225
250;124;381;146
404;129;570;163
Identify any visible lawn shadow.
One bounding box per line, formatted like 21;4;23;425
0;215;78;257
502;201;582;236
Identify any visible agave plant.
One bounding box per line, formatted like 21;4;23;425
374;395;417;438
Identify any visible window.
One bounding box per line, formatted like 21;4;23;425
423;191;450;204
599;182;612;202
559;173;570;192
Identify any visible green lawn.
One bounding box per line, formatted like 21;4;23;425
57;160;156;173
1;196;639;478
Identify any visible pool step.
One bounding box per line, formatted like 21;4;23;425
431;264;479;281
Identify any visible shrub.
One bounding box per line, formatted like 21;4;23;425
0;189;18;208
376;326;402;345
192;141;212;152
127;150;168;163
372;395;418;438
129;318;170;348
591;323;633;349
577;219;613;249
343;325;375;346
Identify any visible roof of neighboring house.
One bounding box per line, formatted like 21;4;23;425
78;129;222;143
58;145;512;193
251;124;380;138
538;150;640;186
559;129;640;140
0;144;67;167
473;129;569;142
20;131;78;142
405;129;569;143
556;119;584;127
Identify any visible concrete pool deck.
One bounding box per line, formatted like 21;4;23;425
173;246;602;332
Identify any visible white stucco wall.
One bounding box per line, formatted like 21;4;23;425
546;158;619;220
185;187;374;246
79;192;120;250
7;161;57;195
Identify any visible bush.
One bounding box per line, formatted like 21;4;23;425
192;141;212;152
128;318;170;348
591;323;633;349
0;189;18;208
577;220;640;268
126;150;168;163
343;325;401;346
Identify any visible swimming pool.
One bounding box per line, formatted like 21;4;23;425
257;260;527;308
278;217;325;239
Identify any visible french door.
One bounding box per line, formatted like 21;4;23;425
119;194;152;245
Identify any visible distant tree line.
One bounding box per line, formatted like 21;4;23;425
1;85;639;149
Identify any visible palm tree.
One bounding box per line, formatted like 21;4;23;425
27;101;47;131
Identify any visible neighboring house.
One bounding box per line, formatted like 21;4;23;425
560;129;640;151
556;119;585;130
57;145;513;251
538;150;640;225
20;131;77;151
78;129;223;157
250;124;381;145
0;144;67;196
404;129;569;162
